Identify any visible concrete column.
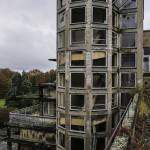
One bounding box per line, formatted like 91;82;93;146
137;0;144;91
85;0;93;150
64;0;70;150
106;0;112;144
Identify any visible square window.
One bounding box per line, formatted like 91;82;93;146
93;73;106;88
71;29;85;44
71;116;84;131
71;95;84;110
93;7;106;24
121;93;133;107
93;95;106;110
121;73;135;87
93;29;106;45
121;32;136;48
121;53;135;67
71;7;85;23
92;51;106;66
71;73;85;88
121;13;136;29
71;137;84;150
71;51;85;66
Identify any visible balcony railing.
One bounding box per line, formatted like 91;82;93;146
9;105;56;127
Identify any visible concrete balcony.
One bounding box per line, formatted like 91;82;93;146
9;105;56;127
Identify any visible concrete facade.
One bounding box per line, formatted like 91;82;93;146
56;0;144;150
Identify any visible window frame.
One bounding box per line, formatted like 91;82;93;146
120;72;136;88
92;94;107;111
93;28;107;46
70;72;85;88
92;50;107;67
70;136;85;150
92;6;107;24
70;28;85;45
121;53;136;68
92;72;107;89
70;94;85;110
70;115;85;132
70;50;86;67
70;6;86;24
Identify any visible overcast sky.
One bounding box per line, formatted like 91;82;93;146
0;0;149;72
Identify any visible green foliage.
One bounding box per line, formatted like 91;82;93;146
0;99;5;108
0;68;56;108
0;68;14;98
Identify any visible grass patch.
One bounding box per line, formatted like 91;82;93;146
0;99;6;108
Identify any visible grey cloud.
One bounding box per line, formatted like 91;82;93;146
0;0;56;71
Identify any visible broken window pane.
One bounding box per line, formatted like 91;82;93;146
71;51;85;66
58;92;65;108
93;7;106;24
58;132;65;148
71;116;84;131
58;52;66;67
71;137;84;150
121;73;135;87
71;29;85;44
93;29;106;45
121;93;133;107
71;95;84;110
71;7;85;23
121;32;136;47
92;51;106;66
93;73;106;88
58;31;65;48
121;53;135;67
121;13;136;29
59;73;65;87
112;73;118;87
112;53;117;67
71;73;85;88
93;95;106;110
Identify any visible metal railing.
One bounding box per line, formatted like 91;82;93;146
104;94;139;150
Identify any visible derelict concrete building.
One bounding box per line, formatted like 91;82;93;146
56;0;144;150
